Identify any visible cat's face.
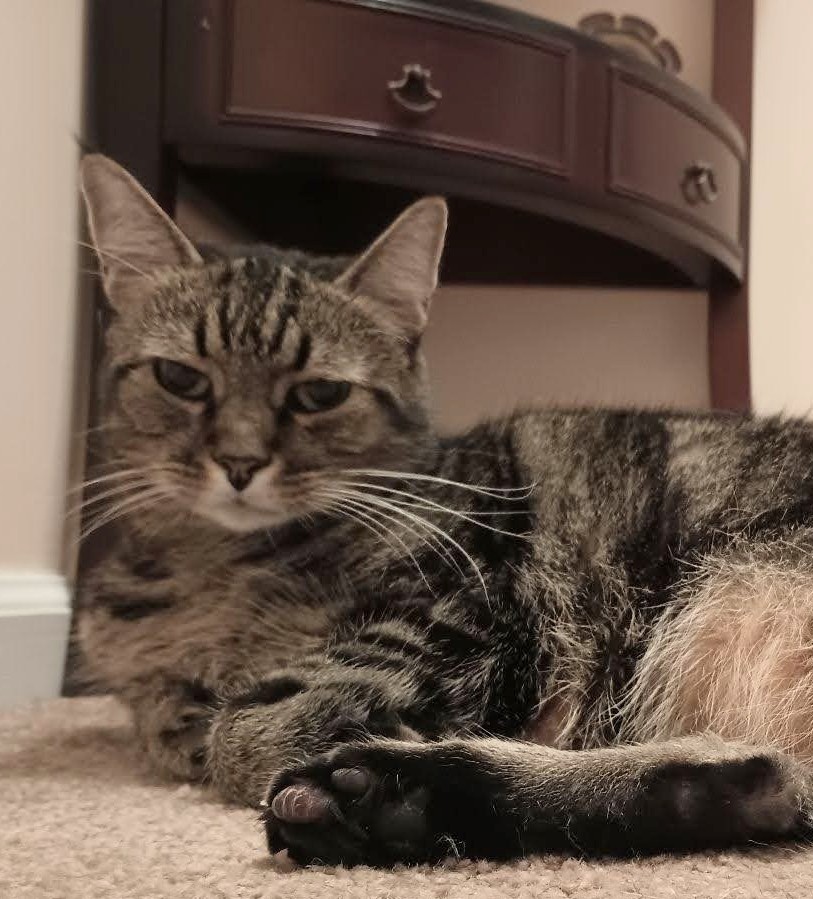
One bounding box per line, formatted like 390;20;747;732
80;156;447;533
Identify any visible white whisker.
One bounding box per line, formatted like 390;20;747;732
78;486;175;544
322;487;462;578
337;479;532;540
73;422;120;439
326;486;490;601
65;478;158;519
67;464;185;495
318;495;433;592
346;468;537;500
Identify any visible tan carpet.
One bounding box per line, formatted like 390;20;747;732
2;698;812;898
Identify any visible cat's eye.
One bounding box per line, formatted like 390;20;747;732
287;379;351;414
152;358;211;401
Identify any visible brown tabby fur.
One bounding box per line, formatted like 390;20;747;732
75;155;813;866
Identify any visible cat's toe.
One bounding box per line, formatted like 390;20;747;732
271;783;335;824
330;766;371;796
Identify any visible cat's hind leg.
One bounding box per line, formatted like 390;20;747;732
618;533;813;760
264;735;813;866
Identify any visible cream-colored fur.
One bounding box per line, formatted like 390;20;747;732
619;535;813;759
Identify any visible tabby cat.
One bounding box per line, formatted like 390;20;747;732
76;154;813;867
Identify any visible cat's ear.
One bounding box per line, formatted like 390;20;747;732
79;154;201;309
336;197;447;338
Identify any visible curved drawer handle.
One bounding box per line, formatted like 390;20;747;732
682;161;719;206
387;64;442;115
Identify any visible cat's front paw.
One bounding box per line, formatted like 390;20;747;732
263;740;461;866
141;680;217;781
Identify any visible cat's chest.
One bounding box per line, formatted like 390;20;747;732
86;542;342;682
179;557;341;666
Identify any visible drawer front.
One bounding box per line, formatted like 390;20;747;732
222;0;574;175
608;70;743;252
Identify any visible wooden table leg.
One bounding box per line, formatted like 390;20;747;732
709;0;753;410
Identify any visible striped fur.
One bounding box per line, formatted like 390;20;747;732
76;156;813;865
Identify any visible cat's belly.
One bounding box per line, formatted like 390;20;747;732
523;696;578;747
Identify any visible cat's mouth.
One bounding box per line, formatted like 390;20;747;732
187;459;296;532
196;493;286;533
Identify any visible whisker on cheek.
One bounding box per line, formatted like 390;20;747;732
76;485;178;545
338;479;534;537
345;467;537;500
320;485;490;601
65;479;161;519
67;463;188;495
316;492;434;593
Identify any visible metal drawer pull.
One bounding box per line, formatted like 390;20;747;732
682;161;718;205
388;64;442;115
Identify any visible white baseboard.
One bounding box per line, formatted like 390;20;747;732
0;573;71;709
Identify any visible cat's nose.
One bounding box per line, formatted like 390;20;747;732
213;454;269;491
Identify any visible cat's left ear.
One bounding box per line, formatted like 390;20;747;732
79;154;202;309
336;197;447;338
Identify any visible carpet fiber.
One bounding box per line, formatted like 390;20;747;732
2;697;811;898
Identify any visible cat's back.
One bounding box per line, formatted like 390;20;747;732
498;405;813;543
502;404;784;482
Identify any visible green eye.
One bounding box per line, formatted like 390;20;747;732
287;379;351;414
152;358;211;401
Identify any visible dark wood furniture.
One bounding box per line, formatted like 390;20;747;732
86;0;754;407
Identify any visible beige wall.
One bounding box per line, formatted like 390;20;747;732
750;0;813;417
424;286;708;432
0;1;85;572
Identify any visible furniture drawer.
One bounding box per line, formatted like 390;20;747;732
608;69;743;251
222;0;574;175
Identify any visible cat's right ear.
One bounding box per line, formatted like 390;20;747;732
79;154;201;309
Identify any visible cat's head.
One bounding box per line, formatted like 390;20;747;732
80;155;446;533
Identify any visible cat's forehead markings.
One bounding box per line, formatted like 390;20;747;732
191;264;312;368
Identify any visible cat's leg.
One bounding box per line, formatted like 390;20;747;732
265;734;813;866
76;545;231;783
206;590;543;806
207;660;419;805
618;533;813;760
125;677;219;781
76;554;220;783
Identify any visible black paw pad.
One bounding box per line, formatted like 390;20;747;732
331;767;371;796
643;752;802;848
375;795;429;844
264;750;434;866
